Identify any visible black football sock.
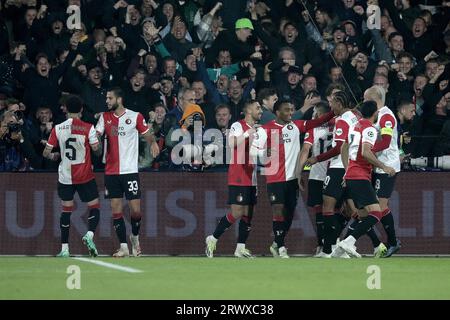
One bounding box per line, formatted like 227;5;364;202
88;208;100;233
213;213;235;239
237;216;251;244
351;215;379;240
345;219;360;238
131;214;141;236
113;213;127;243
315;212;324;246
366;226;381;248
273;217;285;248
60;212;71;244
381;211;398;247
323;213;337;254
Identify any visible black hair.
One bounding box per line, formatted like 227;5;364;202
333;90;351;109
360;100;378;119
108;87;124;99
314;101;330;115
273;99;292;113
257;87;277;105
65;95;84;113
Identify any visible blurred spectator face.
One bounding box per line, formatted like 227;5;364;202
228;80;243;101
355;54;369;74
184;54;197;71
412;18;426;38
180;90;196;109
51;20;64;35
145;55;158;74
287;72;301;86
420;11;432;26
263;94;278;109
425;61;438;79
342;0;355;9
344;23;356;37
192;81;206;103
375;65;389;78
436;92;450;115
217;50;231;67
215;107;232;129
284;25;298;44
329;67;343;83
302;76;317;93
398;103;416;122
88;67;103;86
333;29;346;43
93;29;106;43
414;75;428;98
384;26;398;42
211;16;223;36
58;50;69;65
36;107;52;124
130;72;146;92
129;6;141;26
163;3;174;22
279;49;296;72
380;16;391;32
25;9;37;27
236;28;252;42
389;35;404;52
141;4;153;18
398;56;413;74
373;75;389;91
217;75;229;93
154;106;166;125
37;57;50;77
160;79;174;96
164;59;177;77
315;10;327;26
333;43;349;64
172;19;187;41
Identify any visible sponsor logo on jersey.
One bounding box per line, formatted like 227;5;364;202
107;120;112;124
304;132;310;139
367;130;374;138
385;120;393;128
336;128;343;136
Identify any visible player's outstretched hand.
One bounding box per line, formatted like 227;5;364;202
306;156;318;166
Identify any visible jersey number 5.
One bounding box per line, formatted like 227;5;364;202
65;138;77;161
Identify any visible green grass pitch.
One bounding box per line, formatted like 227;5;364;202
1;257;449;299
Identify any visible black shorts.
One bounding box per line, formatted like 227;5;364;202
322;168;346;201
104;173;141;200
228;186;257;205
345;180;378;209
307;179;324;207
267;179;299;210
58;179;99;202
372;173;396;198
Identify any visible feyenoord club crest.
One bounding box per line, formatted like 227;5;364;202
237;193;244;203
287;124;293;130
125;118;132;125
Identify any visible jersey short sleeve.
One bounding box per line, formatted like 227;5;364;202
303;129;314;145
334;119;350;142
293;120;307;133
362;126;378;146
229;122;244;138
46;127;58;148
95;113;105;135
136;112;149;135
88;125;99;146
379;113;396;136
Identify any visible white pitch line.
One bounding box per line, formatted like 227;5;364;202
72;257;143;273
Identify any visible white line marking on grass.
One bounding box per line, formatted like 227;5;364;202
72;257;143;273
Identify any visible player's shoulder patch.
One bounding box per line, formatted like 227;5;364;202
335;128;343;136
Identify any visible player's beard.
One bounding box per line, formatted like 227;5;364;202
109;103;119;111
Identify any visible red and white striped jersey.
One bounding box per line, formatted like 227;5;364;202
329;110;360;169
304;123;334;181
345;119;378;181
96;109;149;175
228;120;258;186
252;120;308;184
47;118;99;185
374;106;401;174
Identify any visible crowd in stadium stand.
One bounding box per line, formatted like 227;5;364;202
0;0;449;172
